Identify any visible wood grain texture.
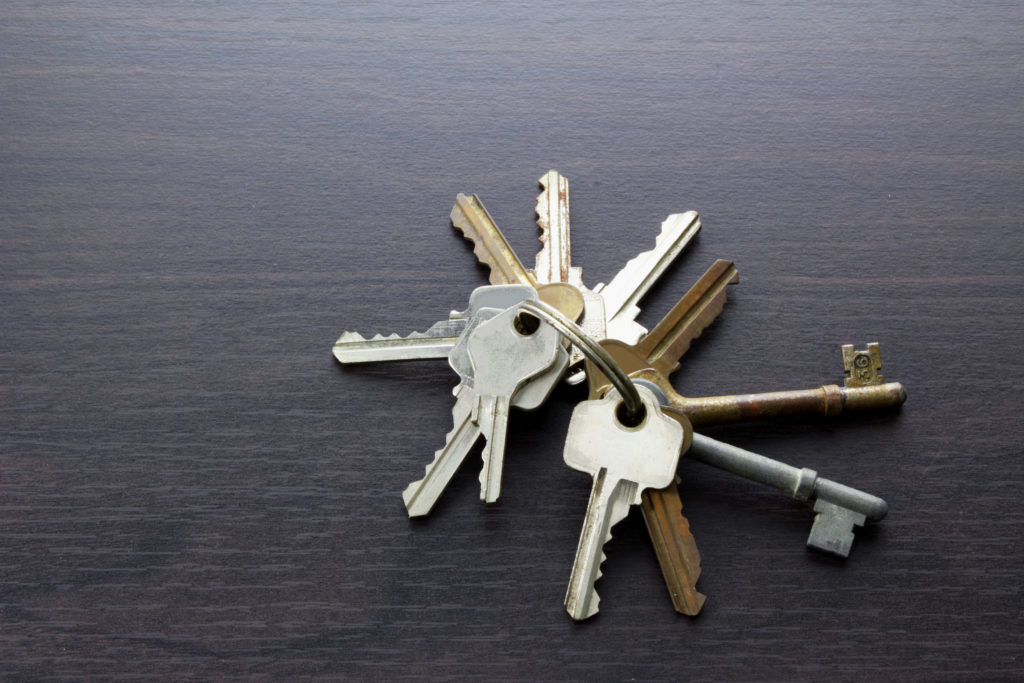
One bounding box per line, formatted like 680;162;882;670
2;1;1022;679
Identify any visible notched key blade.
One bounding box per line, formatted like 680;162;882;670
564;473;637;621
641;259;739;377
641;481;706;616
402;387;480;517
597;211;702;341
332;319;466;364
533;170;583;287
451;193;536;287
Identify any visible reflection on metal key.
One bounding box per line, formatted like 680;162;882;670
563;384;687;621
401;303;568;516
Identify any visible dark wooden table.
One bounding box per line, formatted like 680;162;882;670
3;2;1022;679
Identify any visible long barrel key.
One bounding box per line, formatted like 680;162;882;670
677;427;888;558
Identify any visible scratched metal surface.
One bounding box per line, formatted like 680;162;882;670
2;1;1022;679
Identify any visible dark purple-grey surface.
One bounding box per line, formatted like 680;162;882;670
2;2;1022;679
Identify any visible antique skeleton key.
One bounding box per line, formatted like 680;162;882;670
585;261;907;422
611;354;907;429
563;384;690;621
686;431;887;557
635;376;888;557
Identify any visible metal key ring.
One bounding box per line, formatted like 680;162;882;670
516;299;643;419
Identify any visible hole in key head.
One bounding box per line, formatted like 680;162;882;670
514;312;540;336
615;399;647;430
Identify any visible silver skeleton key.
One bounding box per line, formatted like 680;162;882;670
563;384;685;621
527;171;701;381
333;285;534;365
402;303;569;516
687;433;888;557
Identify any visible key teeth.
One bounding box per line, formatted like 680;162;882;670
535;171;553;234
570;540;610;621
450;196;509;286
402;392;471;517
602;212;701;305
335;323;452;346
533;171;583;286
655;211;700;246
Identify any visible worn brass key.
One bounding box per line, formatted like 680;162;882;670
586;262;907;423
450;192;584;322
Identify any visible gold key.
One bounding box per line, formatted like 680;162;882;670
586;263;906;425
589;260;739;616
640;475;705;616
450;193;584;322
588;259;739;398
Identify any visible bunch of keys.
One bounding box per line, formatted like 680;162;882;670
333;172;907;621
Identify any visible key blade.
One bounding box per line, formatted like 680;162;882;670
565;471;637;621
402;388;480;517
641;482;706;616
596;211;702;343
639;259;739;377
333;319;466;364
451;193;536;287
477;395;510;504
532;170;583;287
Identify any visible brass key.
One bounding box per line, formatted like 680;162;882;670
594;260;739;616
588;259;739;398
450;193;584;322
640;475;705;615
586;262;907;424
634;367;907;428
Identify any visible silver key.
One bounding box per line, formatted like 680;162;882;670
448;286;570;410
687;433;888;557
563;384;685;621
469;306;562;503
450;306;569;411
332;285;534;365
594;211;702;346
526;171;701;381
333;319;466;364
402;305;567;516
532;170;583;288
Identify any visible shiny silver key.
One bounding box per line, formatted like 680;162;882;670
402;304;567;516
333;319;467;364
594;211;702;346
563;384;685;620
469;305;561;504
333;285;535;365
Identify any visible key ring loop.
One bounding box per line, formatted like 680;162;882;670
516;299;643;418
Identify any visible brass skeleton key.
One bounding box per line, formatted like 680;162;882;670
636;366;907;428
586;261;906;424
